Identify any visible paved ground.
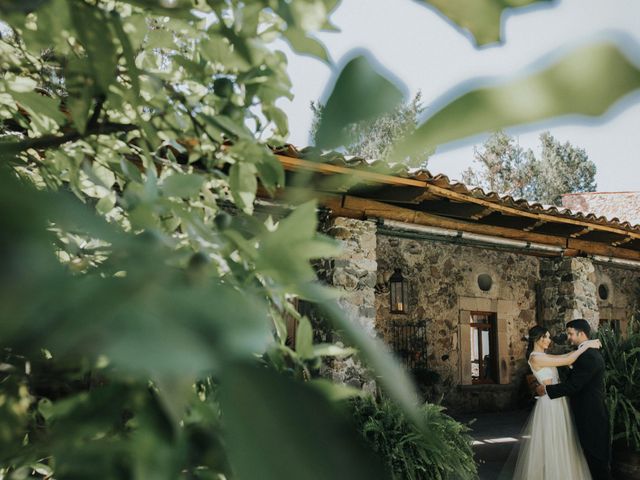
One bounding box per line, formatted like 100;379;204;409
452;409;531;480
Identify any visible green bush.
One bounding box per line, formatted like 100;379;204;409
347;396;477;480
598;319;640;452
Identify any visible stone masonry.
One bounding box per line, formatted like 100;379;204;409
375;234;539;411
539;257;600;337
322;217;378;395
318;215;640;412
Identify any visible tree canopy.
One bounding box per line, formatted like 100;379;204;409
462;131;597;205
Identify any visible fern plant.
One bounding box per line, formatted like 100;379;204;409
347;396;477;480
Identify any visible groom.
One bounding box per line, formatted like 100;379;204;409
536;319;612;480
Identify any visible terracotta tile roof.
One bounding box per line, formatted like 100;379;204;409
272;144;640;234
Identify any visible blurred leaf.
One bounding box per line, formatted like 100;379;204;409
312;343;357;358
393;43;640;160
70;3;118;93
220;363;389;480
162;173;205;198
255;201;342;289
10;91;65;128
315;56;404;149
295;316;314;359
308;290;421;426
417;0;553;46
283;28;330;64
201;35;251;70
255;150;285;195
229;162;258;213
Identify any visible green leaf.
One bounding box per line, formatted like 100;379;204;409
303;286;421;426
264;105;289;136
10;91;65;128
147;29;176;50
201;34;251;70
255;201;342;288
70;3;118;93
315;56;404;149
202;114;253;140
219;363;389;480
417;0;553;46
283;28;330;64
65;70;93;133
255;150;285;195
295;316;314;359
393;43;640;161
96;193;117;215
162;173;205;198
229;162;258;213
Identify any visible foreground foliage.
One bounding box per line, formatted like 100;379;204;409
1;0;640;479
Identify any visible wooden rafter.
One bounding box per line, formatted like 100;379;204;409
612;237;634;247
523;219;547;232
470;207;495;220
570;227;594;238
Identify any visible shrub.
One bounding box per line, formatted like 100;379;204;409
598;319;640;452
346;396;477;480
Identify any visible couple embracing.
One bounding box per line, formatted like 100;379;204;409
505;319;612;480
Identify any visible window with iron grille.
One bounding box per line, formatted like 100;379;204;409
390;320;428;370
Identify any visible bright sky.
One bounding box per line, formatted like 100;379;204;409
275;0;640;192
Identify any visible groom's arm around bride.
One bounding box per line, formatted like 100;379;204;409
540;320;612;480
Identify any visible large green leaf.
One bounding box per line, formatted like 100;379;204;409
416;0;553;46
392;42;640;160
283;28;330;64
161;173;205;198
308;290;421;425
254;201;342;289
314;56;404;149
229;162;258;213
219;363;389;480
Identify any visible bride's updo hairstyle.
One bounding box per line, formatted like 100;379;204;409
526;325;550;359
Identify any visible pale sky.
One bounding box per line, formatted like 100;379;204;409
275;0;640;192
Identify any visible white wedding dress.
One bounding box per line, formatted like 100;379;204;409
510;352;592;480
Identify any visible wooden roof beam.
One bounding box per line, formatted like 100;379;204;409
321;195;640;262
276;155;640;241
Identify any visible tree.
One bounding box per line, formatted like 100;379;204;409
462;131;597;205
310;92;431;167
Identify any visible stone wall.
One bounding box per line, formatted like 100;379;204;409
539;257;599;336
375;234;540;412
322;217;378;395
594;262;640;334
319;215;640;413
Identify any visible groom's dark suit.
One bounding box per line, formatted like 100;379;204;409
546;347;611;480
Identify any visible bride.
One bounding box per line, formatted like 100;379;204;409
510;325;601;480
